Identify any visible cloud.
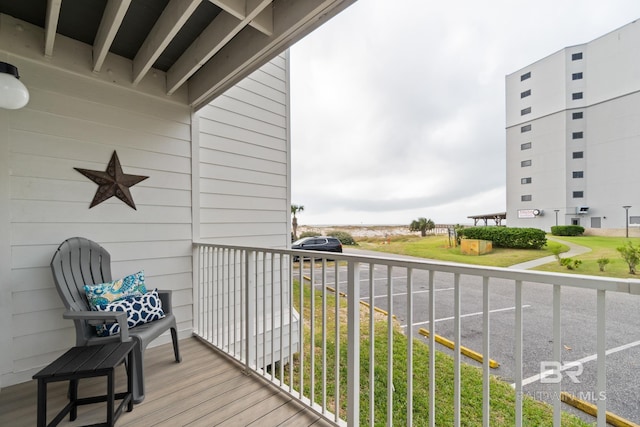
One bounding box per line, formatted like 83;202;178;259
290;0;640;225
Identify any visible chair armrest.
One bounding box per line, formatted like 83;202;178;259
156;290;173;314
63;311;130;342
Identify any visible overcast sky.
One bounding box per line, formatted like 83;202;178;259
289;1;640;226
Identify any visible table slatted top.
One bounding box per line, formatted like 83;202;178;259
33;342;136;379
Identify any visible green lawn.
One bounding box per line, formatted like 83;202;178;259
288;280;590;426
356;234;568;267
534;236;640;278
355;234;640;279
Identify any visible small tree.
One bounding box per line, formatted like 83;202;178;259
291;204;304;240
550;246;563;265
597;257;610;272
409;217;435;237
617;241;640;274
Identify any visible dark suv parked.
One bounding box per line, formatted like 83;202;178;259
291;236;343;259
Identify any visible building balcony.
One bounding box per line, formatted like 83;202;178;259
2;242;640;426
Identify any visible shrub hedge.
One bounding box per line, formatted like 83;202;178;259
550;225;585;236
327;230;357;246
458;226;547;249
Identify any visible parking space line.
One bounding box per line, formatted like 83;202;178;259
360;287;455;300
518;339;640;387
400;305;531;328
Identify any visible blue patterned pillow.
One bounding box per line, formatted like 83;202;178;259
84;271;147;310
94;290;165;337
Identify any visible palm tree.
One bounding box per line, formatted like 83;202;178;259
409;217;435;237
291;204;304;240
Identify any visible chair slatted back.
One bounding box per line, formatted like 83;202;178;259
50;237;112;313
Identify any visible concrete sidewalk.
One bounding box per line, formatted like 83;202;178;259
507;237;591;270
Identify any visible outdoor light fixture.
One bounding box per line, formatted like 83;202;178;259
0;62;29;109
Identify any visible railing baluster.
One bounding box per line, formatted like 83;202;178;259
216;247;221;345
515;280;523;427
222;248;226;352
322;258;327;414
240;249;245;364
334;260;340;422
289;253;294;394
299;255;304;399
407;267;414;427
369;262;375;426
347;260;360;426
596;289;606;427
280;253;285;385
233;249;242;358
206;247;212;343
482;276;490;425
202;247;208;341
246;250;255;370
552;284;561;426
454;273;461;427
428;270;435;427
271;254;275;380
255;253;260;368
310;259;316;404
387;265;394;425
263;254;267;372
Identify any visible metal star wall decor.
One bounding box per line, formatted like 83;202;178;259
75;151;148;210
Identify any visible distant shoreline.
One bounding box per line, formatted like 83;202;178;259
297;224;454;238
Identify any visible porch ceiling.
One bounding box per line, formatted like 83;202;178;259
0;0;355;110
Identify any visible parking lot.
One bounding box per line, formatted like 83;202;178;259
297;252;640;423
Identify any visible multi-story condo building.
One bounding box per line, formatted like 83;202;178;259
505;19;640;234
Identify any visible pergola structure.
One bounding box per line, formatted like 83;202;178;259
467;212;507;226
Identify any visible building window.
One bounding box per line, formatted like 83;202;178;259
521;89;531;98
572;112;583;119
572;52;583;60
572;132;584;139
521;160;532;167
572;92;583;100
630;216;640;225
573;171;584;178
572;72;583;80
572;151;584;159
520;71;531;81
521;195;532;202
573;191;584;198
521;107;531;115
521;177;532;184
521;142;532;150
521;124;532;133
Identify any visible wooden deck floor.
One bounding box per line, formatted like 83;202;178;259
0;337;334;427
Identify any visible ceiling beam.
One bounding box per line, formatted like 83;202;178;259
250;5;273;36
132;0;202;85
93;0;132;72
166;0;272;95
209;0;273;36
44;0;62;57
188;0;355;109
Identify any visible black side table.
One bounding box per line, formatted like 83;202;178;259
33;341;136;427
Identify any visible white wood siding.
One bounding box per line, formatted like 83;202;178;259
196;53;291;248
1;58;193;387
194;54;297;368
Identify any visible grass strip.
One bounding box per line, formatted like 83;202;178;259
286;280;590;426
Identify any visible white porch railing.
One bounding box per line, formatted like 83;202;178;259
192;242;640;426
